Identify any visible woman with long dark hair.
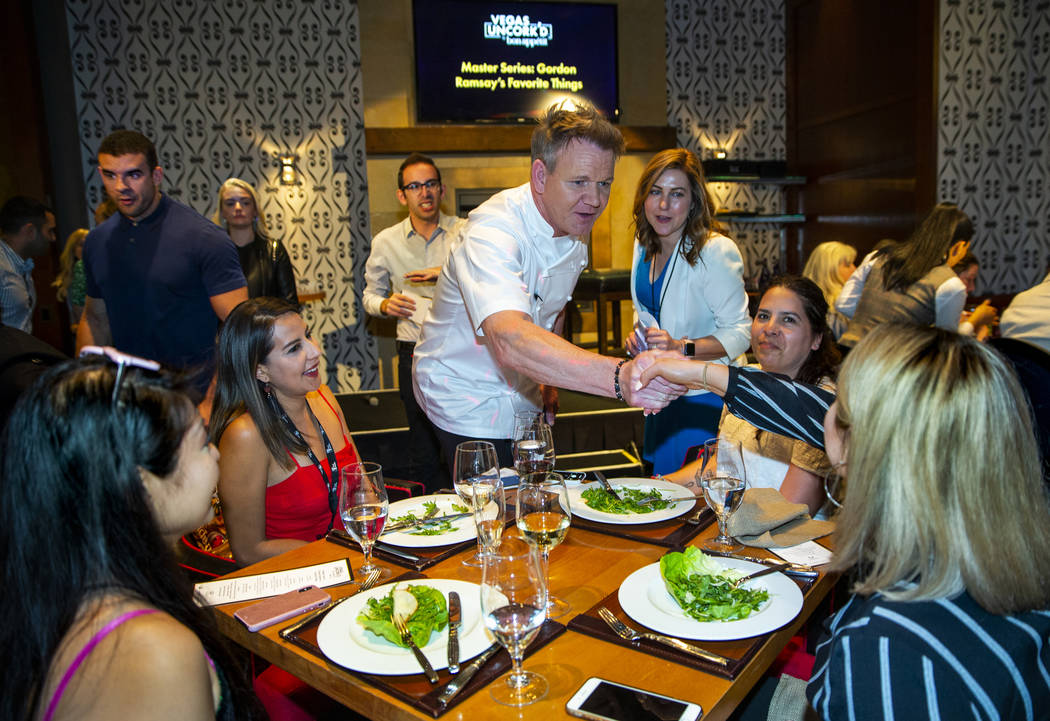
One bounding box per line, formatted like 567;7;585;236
839;203;995;347
210;298;360;564
664;276;838;514
625;148;751;474
0;354;257;720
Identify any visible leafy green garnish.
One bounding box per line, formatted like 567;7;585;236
660;547;769;622
390;501;471;535
581;486;670;514
357;584;448;647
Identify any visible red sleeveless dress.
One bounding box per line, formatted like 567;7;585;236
264;394;360;542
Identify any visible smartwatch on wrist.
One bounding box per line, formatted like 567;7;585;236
683;341;695;357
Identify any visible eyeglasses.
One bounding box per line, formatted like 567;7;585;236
400;179;440;194
79;345;161;405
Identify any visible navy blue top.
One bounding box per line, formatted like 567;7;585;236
84;195;246;382
633;253;670;325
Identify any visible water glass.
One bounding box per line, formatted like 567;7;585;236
480;536;548;706
698;438;747;552
453;440;500;567
339;462;389;577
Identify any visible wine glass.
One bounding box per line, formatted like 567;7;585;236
339;461;389;578
472;472;506;556
480;536;548;706
512;422;555;484
453;440;500;567
515;471;571;618
698;438;747;552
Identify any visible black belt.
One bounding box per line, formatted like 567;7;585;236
396;341;416;354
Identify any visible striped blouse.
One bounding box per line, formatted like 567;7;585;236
724;366;835;451
807;590;1050;720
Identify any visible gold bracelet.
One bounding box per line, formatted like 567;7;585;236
701;363;709;391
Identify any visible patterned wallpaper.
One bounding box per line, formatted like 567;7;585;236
938;0;1049;294
64;0;376;391
665;0;788;283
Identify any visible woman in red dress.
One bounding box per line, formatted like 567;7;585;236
210;298;361;564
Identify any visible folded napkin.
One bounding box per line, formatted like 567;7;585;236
727;488;834;548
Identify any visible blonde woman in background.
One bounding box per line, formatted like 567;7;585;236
802;241;856;341
212;178;299;307
52;228;89;328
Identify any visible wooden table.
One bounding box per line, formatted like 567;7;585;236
211;525;836;721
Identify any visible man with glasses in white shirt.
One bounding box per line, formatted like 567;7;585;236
363;153;465;490
412;101;685;469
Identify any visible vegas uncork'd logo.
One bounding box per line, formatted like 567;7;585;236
483;14;553;48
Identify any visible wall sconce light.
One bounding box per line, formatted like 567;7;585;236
279;154;298;185
714;148;728;160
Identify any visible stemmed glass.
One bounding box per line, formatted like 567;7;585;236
480;536;549;706
698;438;747;552
472;472;506;556
339;461;390;578
453;440;500;567
515;471;571;618
512;420;555;483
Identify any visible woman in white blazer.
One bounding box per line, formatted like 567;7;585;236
626;149;751;474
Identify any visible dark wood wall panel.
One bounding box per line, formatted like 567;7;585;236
787;0;937;270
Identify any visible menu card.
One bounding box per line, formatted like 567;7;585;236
193;559;352;606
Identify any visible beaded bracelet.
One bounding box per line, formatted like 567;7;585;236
613;359;628;401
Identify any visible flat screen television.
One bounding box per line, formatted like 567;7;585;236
412;0;619;123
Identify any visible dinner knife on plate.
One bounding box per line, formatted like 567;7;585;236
593;470;624;502
436;641;501;708
382;512;472;534
447;591;461;674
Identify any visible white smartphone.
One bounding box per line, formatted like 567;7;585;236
566;677;702;721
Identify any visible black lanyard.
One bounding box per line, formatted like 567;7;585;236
649;238;681;327
270;395;340;535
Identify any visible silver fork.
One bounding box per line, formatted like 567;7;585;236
392;606;439;683
278;567;382;639
597;607;729;666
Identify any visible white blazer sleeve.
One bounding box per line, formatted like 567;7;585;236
935;275;967;331
700;236;752;360
835;251;878;317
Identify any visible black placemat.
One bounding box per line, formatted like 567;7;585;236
281;570;566;716
566;564;816;679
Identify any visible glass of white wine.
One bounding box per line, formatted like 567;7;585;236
698;438;747;552
481;536;548;706
453;440;500;567
339;461;389;577
472;471;506;556
515;471;571;618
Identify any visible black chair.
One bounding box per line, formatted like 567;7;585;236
988;337;1050;478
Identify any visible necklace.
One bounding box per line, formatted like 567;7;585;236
270;394;340;536
648;236;682;326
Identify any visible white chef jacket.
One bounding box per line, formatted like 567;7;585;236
412;183;588;438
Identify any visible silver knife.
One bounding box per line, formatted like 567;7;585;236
382;512;472;534
593;470;624;502
447;592;461;674
436;641;501;708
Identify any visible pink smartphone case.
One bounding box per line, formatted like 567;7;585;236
233;586;331;632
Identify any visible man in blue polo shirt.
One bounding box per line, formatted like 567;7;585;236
77;130;248;391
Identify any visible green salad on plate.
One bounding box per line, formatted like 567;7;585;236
660;547;770;622
581;486;670;514
357;583;448;647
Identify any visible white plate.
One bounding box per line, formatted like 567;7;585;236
568;478;695;525
381;495;476;548
618;558;804;641
316;579;491;675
